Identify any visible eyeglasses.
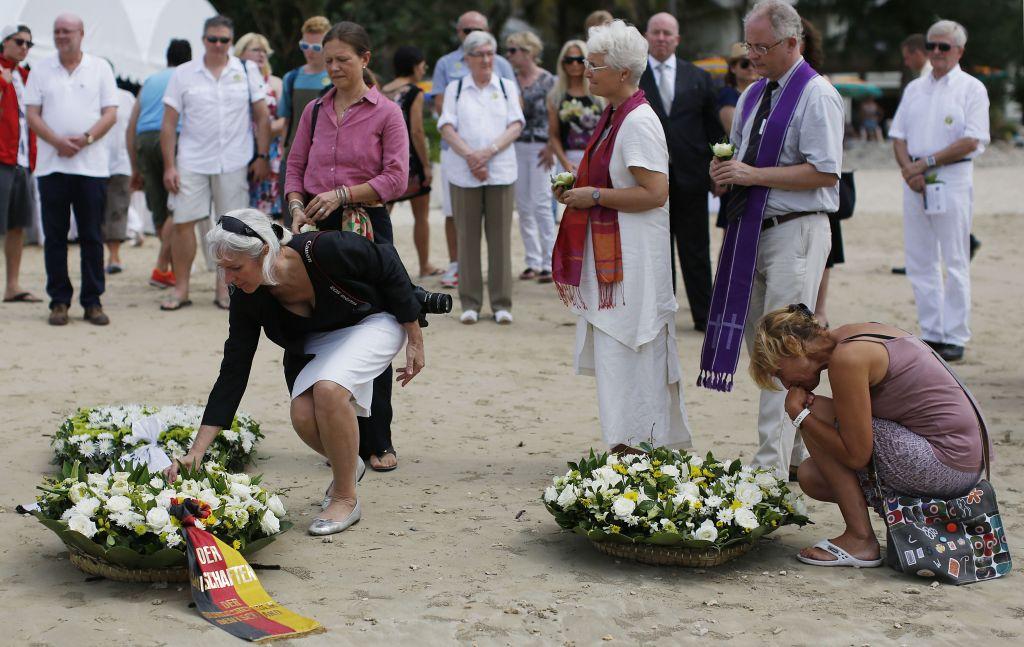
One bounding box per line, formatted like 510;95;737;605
506;47;521;55
218;215;267;245
583;60;609;72
737;59;752;70
299;41;323;52
925;41;953;53
7;38;33;49
562;56;585;65
466;50;495;59
742;39;785;56
205;36;231;44
461;27;482;36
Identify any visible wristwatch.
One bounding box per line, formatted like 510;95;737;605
84;132;94;145
255;153;269;160
591;189;601;205
925;155;937;168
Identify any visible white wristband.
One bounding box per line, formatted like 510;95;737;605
792;408;812;429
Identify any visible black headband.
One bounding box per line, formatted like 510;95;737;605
788;303;813;318
217;215;283;244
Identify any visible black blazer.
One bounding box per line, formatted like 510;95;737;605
639;58;724;194
200;231;420;429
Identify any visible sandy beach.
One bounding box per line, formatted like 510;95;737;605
2;153;1022;645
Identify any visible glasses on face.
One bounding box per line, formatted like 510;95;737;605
742;39;785;56
583;60;608;73
299;41;323;52
563;56;585;65
8;38;33;49
467;50;495;59
737;59;752;70
506;46;521;55
461;27;482;36
205;36;231;44
925;41;953;53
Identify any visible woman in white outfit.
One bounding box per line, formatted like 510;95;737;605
553;20;691;452
164;209;426;536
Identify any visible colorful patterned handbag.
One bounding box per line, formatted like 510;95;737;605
877;348;1011;585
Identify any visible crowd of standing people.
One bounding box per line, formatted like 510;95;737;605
0;4;995;556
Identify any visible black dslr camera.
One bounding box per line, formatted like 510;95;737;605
413;286;452;327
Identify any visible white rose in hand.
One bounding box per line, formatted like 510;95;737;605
711;142;735;159
146;506;171;531
694;519;719;542
551;171;575;189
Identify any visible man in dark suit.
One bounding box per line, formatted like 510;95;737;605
639;12;723;331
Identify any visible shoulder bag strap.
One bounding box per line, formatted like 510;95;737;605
925;347;992;481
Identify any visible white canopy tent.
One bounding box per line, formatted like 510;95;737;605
13;0;218;83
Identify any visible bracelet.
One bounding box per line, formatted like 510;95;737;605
791;408;812;429
288;200;304;212
489;143;499;154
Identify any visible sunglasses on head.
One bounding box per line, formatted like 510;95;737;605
7;37;33;48
205;36;231;44
925;41;953;52
461;27;482;36
299;41;322;52
563;56;585;65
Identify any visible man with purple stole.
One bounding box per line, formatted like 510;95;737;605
702;0;843;479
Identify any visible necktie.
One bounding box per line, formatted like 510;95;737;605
722;81;779;223
658;63;673;114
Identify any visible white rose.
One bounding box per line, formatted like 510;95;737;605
68;514;98;538
259;510;281;535
754;472;778;489
146;506;171;530
688;455;704;468
109;479;131;496
149;477;164;489
111;471;130;482
86;473;108;489
229;482;251;499
611;496;636;520
660;464;679;478
74;496;101;517
556;485;579;508
266;495;286;517
694;519;719;542
711;142;736;159
68;482;90;504
734;507;760;530
735;482;763;506
105;495;132;514
543;487;558;503
155;488;176;509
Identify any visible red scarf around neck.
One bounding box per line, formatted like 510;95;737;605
552;89;647;310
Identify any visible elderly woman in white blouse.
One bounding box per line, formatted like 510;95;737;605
553;20;692;453
438;30;525;325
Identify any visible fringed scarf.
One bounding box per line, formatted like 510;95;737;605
552;89;648;310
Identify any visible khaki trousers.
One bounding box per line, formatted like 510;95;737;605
451;183;514;313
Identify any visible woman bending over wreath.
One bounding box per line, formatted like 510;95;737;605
749;304;986;568
164;209;425;536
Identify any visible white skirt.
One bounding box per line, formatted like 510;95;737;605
574;319;692;450
290;313;406;417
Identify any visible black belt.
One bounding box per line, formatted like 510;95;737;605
911;156;972;166
761;211;821;231
518;135;548;144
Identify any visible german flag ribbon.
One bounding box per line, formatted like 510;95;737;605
169;498;324;641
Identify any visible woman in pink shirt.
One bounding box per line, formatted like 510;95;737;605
284;21;410;473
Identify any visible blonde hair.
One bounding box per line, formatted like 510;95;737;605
585;10;614;32
234;32;273;77
547;40;603;109
506;30;543;62
749;304;826;390
301;16;331;35
206;209;292;286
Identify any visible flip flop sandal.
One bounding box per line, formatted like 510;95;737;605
795;539;884;568
3;291;43;303
370;446;398;472
419;268;445;277
213;297;231;310
160;299;193;311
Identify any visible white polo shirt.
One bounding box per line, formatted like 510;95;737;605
890;64;990;176
437;74;524;187
163;56;266;175
24;53;118;178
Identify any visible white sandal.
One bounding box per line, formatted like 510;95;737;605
796;539;884;568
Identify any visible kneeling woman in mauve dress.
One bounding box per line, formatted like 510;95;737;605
164;209;425;536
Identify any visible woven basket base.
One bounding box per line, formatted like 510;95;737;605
69;549;189;583
592;540;754;567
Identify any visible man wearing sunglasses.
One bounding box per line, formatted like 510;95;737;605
25;14;119;326
0;24;41;305
278;15;332;224
639;12;723;333
430;11;516;290
159;15;272;312
889;20;989;363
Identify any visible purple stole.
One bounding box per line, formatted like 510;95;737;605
697;61;818;392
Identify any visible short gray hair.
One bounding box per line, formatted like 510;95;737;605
206;208;291;286
745;0;803;42
463;30;497;56
586;19;648;85
927;20;967;48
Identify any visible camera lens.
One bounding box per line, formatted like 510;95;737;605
423;291;453;314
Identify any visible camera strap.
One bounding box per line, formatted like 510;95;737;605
301;232;369;307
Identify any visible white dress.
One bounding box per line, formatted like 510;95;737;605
571;103;692;450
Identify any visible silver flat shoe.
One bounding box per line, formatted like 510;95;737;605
321;457;366;510
308;500;361;536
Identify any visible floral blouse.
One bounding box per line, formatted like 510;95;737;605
517;70;555;142
557;94;602;151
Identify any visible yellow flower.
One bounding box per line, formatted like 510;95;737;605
232;539;242;549
702;469;714;478
613;464;629;475
134;524;147;535
690;466;703;478
206;515;217;526
608;524;621;534
652;469;663;478
693;500;702;509
730;500;743;510
716;521;723;527
652;460;662;467
623;491;639;502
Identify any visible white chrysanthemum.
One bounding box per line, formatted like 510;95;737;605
694;519;718;542
97;439;115;456
734;507;759;530
716;508;735;524
704;495;724;509
672;482;701;506
53;439;66;452
79;441;97;457
735;482;763;506
68;514;99;538
73;496;101;517
165;531;183;548
110;510;145;529
222;429;240;443
754;472;777;489
240;430;255;453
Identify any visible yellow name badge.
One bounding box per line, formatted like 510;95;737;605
232;73;244;83
491;92;499;100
